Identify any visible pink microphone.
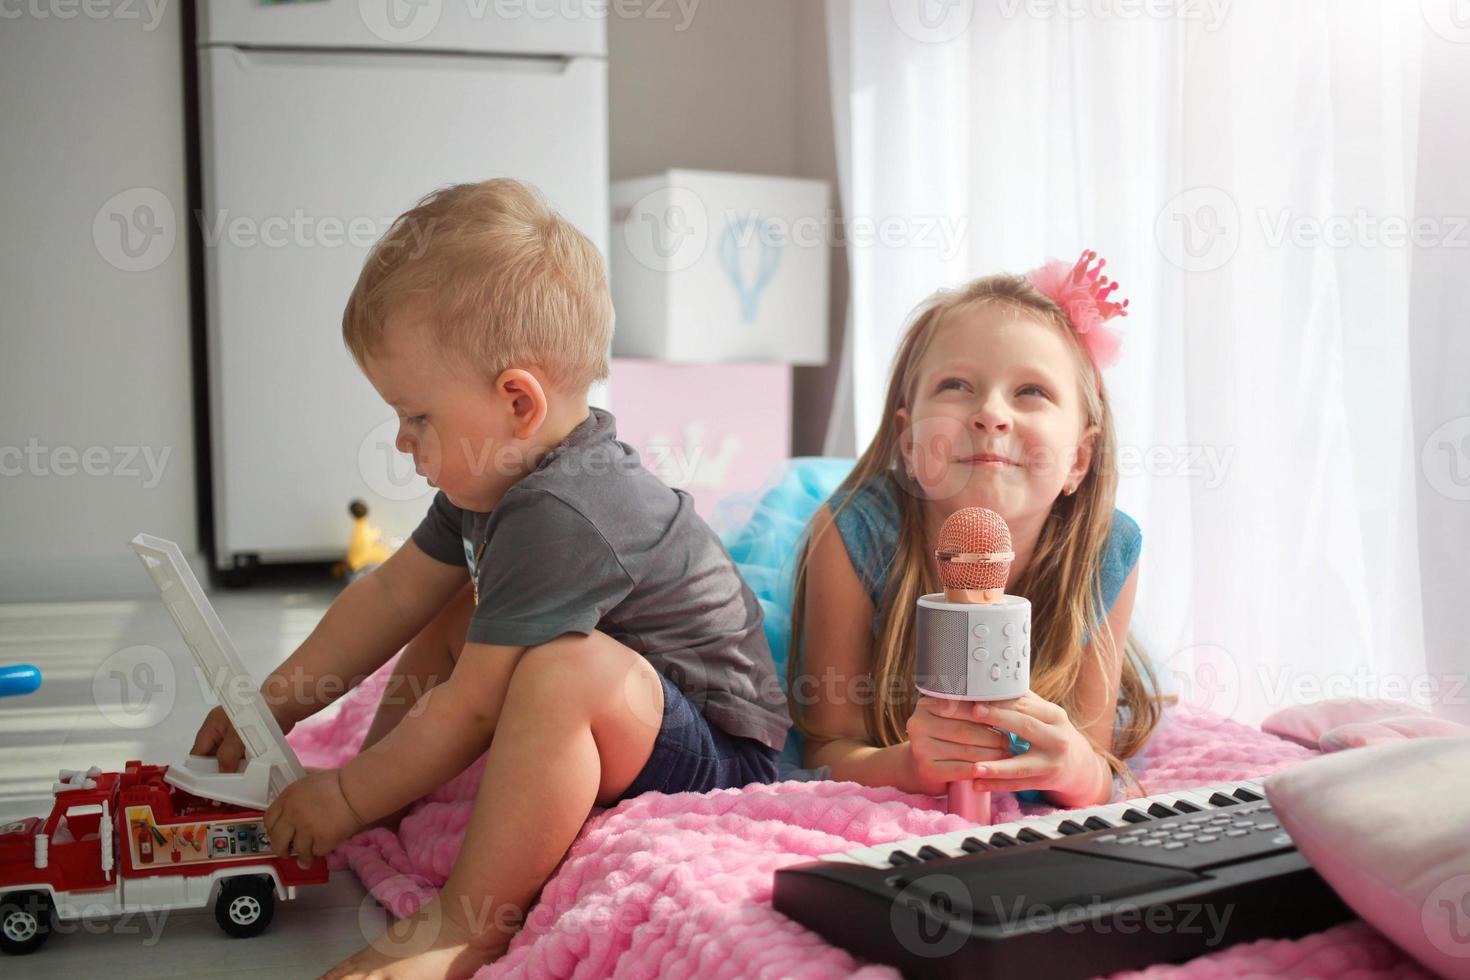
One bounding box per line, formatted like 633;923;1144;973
916;508;1032;825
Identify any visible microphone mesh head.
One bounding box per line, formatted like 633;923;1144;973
935;507;1012;591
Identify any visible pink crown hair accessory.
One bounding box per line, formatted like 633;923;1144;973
1025;249;1129;381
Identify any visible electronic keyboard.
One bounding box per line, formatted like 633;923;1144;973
772;779;1354;979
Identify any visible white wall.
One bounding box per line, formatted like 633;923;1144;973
0;8;198;600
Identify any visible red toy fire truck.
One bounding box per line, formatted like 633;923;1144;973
0;533;337;954
0;763;327;953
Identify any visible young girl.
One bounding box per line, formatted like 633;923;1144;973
788;253;1169;809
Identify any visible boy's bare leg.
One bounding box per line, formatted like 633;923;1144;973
322;630;666;978
356;581;474;830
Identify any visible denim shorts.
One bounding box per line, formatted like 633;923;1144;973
614;672;781;802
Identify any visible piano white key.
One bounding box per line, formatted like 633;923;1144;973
820;778;1271;865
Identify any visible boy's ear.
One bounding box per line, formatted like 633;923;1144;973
494;369;548;440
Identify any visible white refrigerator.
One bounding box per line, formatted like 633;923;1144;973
196;0;609;578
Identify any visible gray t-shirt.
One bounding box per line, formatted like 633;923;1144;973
410;406;790;752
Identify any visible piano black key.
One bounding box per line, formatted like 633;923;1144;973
888;850;919;866
917;845;948;861
960;836;990;853
1147;802;1181;819
1016;828;1049;843
989;832;1020;848
1120;809;1151;824
1172;799;1203;813
1208;792;1242;808
1232;787;1265;802
1055;820;1087;836
1082;816;1114;831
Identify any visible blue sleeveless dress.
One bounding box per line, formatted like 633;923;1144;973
717;458;1143;792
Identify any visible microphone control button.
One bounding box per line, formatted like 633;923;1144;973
990;664;1002;682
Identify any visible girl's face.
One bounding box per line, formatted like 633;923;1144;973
896;307;1097;525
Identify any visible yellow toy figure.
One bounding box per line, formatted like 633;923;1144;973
344;499;391;581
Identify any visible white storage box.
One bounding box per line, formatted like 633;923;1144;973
610;170;830;364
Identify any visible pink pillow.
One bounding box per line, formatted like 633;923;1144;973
1265;736;1470;979
1262;698;1433;749
1321;715;1470;752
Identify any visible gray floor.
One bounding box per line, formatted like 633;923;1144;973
0;575;390;975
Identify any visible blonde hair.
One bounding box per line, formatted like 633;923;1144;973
342;178;613;394
787;273;1172;791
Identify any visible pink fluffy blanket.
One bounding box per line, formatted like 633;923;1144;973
287;662;1427;979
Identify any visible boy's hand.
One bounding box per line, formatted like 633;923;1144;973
264;767;364;869
191;698;296;774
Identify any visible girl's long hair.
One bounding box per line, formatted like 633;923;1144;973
787;273;1172;789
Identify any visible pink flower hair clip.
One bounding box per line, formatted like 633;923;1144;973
1026;249;1129;381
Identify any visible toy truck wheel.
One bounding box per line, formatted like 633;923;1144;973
0;891;54;955
214;877;275;938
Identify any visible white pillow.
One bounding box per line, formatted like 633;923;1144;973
1265;736;1470;979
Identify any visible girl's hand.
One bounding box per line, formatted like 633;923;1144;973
904;695;1014;796
948;691;1107;803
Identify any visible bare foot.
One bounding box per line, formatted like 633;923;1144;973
318;893;509;980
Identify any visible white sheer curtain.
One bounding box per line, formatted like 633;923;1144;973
823;0;1437;725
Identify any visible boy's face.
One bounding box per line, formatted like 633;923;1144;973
896;308;1097;525
360;316;535;512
